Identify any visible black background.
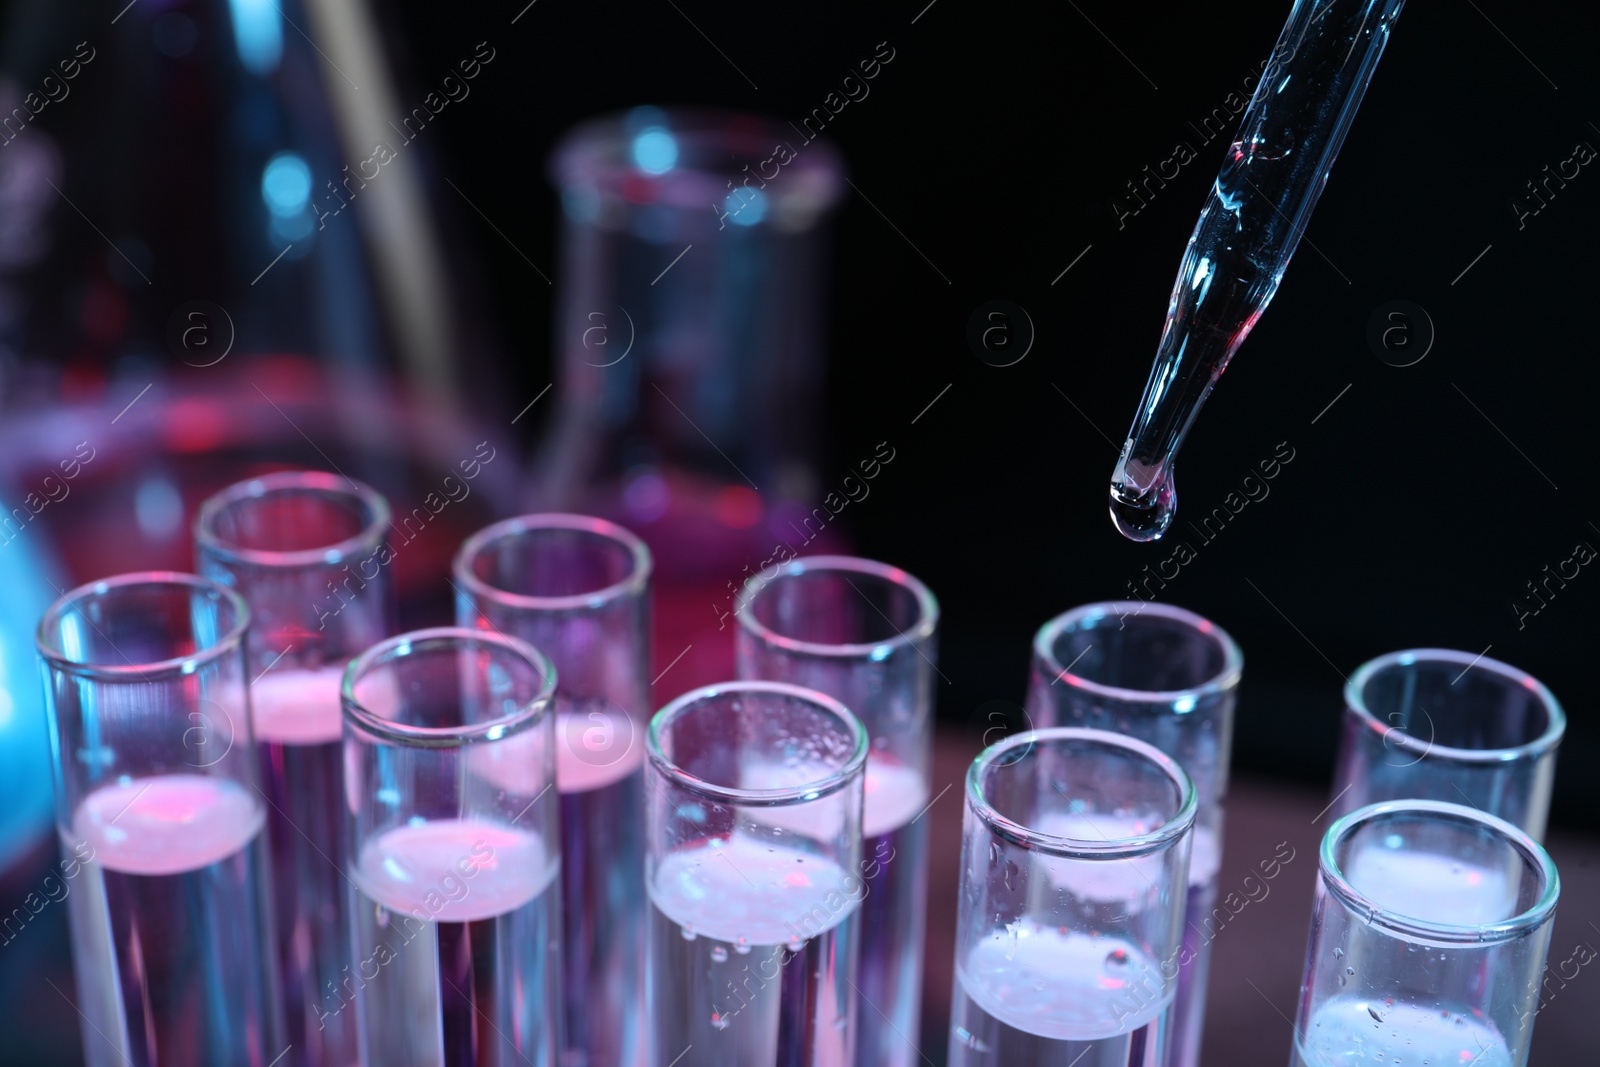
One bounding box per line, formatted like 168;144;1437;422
385;0;1599;827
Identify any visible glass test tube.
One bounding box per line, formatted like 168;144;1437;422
453;514;651;1067
1024;601;1239;1067
1290;800;1559;1067
342;627;563;1066
195;470;394;1066
36;573;283;1066
949;727;1196;1066
1330;648;1565;839
645;681;868;1066
734;556;938;1067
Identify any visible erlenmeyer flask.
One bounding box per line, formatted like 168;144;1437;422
538;107;846;695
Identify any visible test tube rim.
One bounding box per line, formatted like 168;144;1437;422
1032;600;1243;705
35;570;249;681
1319;799;1560;945
193;469;392;570
965;726;1198;860
453;512;653;615
733;554;939;660
1344;648;1566;764
341;625;558;749
646;680;868;807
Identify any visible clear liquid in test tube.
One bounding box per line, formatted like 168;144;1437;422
342;627;564;1066
735;556;939;1067
454;514;653;1067
1026;601;1240;1067
1289;800;1558;1067
38;574;285;1066
645;681;868;1066
948;728;1196;1067
196;471;396;1066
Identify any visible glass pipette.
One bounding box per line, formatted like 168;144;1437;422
1109;0;1408;541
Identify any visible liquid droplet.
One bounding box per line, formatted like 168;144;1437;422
1104;948;1130;971
710;1012;731;1031
1332;947;1345;959
734;938;752;955
680;925;697;941
711;945;728;963
1109;464;1177;542
1368;1005;1385;1023
1346;966;1355;976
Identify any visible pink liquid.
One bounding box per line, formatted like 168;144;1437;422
461;706;645;795
64;774;280;1067
952;925;1171;1065
252;666;344;744
352;819;557;921
347;819;562;1066
74;773;264;872
648;834;861;1064
252;665;359;1067
554;704;646;1067
862;758;928;838
458;702;648;1066
1034;816;1221;1067
556;707;646;793
723;755;931;1067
